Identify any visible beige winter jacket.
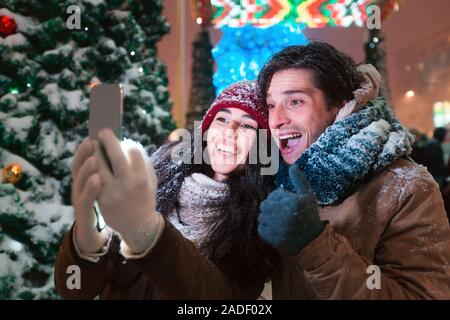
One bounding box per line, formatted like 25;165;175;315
271;158;450;299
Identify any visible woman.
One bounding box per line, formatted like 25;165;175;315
54;81;280;299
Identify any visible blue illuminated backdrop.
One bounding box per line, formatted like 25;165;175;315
212;24;308;95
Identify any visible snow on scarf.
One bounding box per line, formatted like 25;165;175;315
276;96;415;206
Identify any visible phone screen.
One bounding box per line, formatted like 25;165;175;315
89;84;123;140
88;84;123;232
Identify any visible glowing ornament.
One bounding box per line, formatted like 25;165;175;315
0;15;17;37
89;78;101;89
2;163;23;184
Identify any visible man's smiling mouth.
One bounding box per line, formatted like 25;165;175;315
217;145;237;155
279;132;303;149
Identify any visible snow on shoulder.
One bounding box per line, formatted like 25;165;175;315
387;159;438;200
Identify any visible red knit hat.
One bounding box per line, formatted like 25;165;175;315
201;80;268;133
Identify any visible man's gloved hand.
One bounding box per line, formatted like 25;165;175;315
94;129;163;254
258;165;325;255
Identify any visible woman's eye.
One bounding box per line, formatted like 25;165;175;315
215;117;228;123
267;104;275;110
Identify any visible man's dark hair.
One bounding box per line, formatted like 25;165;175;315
258;41;363;109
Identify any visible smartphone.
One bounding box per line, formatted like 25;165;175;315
89;83;123;140
88;84;123;232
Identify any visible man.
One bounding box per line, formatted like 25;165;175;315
423;127;447;188
257;42;450;299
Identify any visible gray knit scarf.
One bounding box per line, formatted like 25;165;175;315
168;173;230;248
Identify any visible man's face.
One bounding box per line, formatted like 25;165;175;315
267;68;340;164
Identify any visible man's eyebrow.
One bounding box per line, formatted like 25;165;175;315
283;89;311;95
266;89;312;98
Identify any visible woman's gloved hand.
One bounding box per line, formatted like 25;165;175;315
258;165;325;255
94;129;163;254
71;138;110;254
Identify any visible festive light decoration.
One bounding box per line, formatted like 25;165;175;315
211;0;376;29
433;101;450;128
212;24;308;94
0;15;17;37
2;163;23;184
207;0;401;93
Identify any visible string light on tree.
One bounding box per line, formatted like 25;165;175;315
10;87;19;94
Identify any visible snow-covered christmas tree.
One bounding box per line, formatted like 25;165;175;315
186;28;215;129
0;0;175;299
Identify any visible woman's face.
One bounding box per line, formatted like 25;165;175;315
206;108;258;182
